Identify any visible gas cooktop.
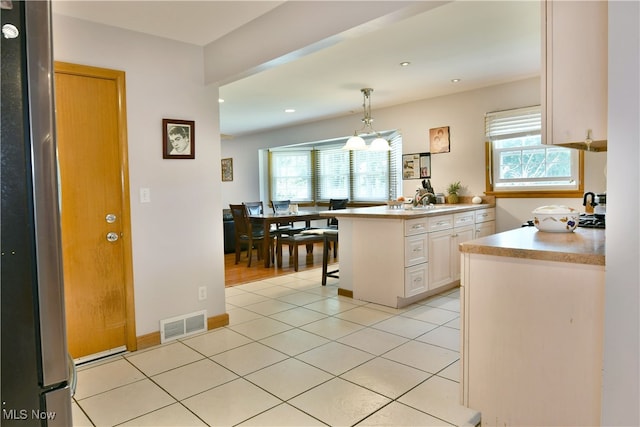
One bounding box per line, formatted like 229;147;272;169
578;214;606;229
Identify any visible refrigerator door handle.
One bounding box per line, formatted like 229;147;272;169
25;0;69;388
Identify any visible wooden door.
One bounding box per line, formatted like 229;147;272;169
54;62;136;360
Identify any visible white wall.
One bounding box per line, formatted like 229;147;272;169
601;1;639;424
52;15;225;336
222;77;607;232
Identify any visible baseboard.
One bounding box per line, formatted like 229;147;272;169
208;312;230;329
136;312;230;351
337;287;353;298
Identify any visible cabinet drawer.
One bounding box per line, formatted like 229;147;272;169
454;212;475;228
427;214;453;232
405;263;428;298
476;221;496;239
475;208;495;223
405;217;429;236
405;234;428;267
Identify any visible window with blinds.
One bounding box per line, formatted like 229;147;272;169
270;149;313;202
485;106;580;192
269;132;401;204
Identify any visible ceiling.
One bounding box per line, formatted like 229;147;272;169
51;1;541;138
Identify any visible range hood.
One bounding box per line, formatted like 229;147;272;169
555;139;607;152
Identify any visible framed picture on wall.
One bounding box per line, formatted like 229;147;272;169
162;118;195;159
221;158;233;182
403;152;430;180
429;126;450;154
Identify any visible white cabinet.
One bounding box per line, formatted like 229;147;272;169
428;228;454;289
404;263;428;298
475;221;494;239
542;0;607;150
428;212;476;288
474;208;495;238
461;252;605;426
427;214;454;289
404;234;428;266
404;217;430;297
451;222;475;280
339;205;496;308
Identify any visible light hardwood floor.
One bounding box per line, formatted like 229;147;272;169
224;242;335;287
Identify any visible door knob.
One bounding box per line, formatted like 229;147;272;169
106;232;119;242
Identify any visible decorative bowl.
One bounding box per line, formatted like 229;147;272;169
387;200;404;209
532;205;579;233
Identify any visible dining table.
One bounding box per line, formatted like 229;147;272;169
249;210;323;267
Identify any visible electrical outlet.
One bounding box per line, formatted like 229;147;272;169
198;286;207;301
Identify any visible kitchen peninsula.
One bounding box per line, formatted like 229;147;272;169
459;226;605;426
322;202;495;308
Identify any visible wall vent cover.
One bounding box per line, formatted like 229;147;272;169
160;310;207;343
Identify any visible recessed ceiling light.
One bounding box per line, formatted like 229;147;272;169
400;61;411;67
451;78;462;83
284;109;295;113
218;98;224;103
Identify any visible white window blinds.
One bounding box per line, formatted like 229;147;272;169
485;105;541;140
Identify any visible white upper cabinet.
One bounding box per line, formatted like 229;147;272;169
542;0;608;151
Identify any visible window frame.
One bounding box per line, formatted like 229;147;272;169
484;106;584;198
268;132;401;205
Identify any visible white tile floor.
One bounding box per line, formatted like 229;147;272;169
71;267;480;427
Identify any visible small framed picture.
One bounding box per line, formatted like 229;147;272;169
221;158;233;182
430;126;450;154
163;119;195;159
403;152;430;180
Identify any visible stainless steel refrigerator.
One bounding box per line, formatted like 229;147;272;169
1;1;73;425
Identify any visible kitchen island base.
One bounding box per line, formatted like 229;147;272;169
326;205;495;309
460;227;605;426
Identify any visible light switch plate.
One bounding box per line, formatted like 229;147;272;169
140;188;151;203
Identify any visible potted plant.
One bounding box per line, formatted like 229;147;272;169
446;181;462;204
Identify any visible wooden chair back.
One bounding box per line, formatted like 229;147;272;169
271;200;290;214
244;201;264;216
229;204;252;237
327;198;348;227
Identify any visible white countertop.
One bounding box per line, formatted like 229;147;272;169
319;203;493;219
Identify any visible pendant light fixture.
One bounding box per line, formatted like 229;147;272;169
343;88;390;151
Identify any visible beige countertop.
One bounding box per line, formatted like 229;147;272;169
319;203;494;219
460;226;605;266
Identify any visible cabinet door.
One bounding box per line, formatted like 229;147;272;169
405;263;428;298
543;0;607;147
428;229;453;289
476;221;495;239
452;225;474;281
405;233;428;267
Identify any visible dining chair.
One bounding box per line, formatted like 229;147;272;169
327;198;348;228
271;199;306;234
243;201;267;234
300;198;348;257
244;201;264;215
276;231;325;272
271;200;290;215
229;204;273;267
322;229;339;286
